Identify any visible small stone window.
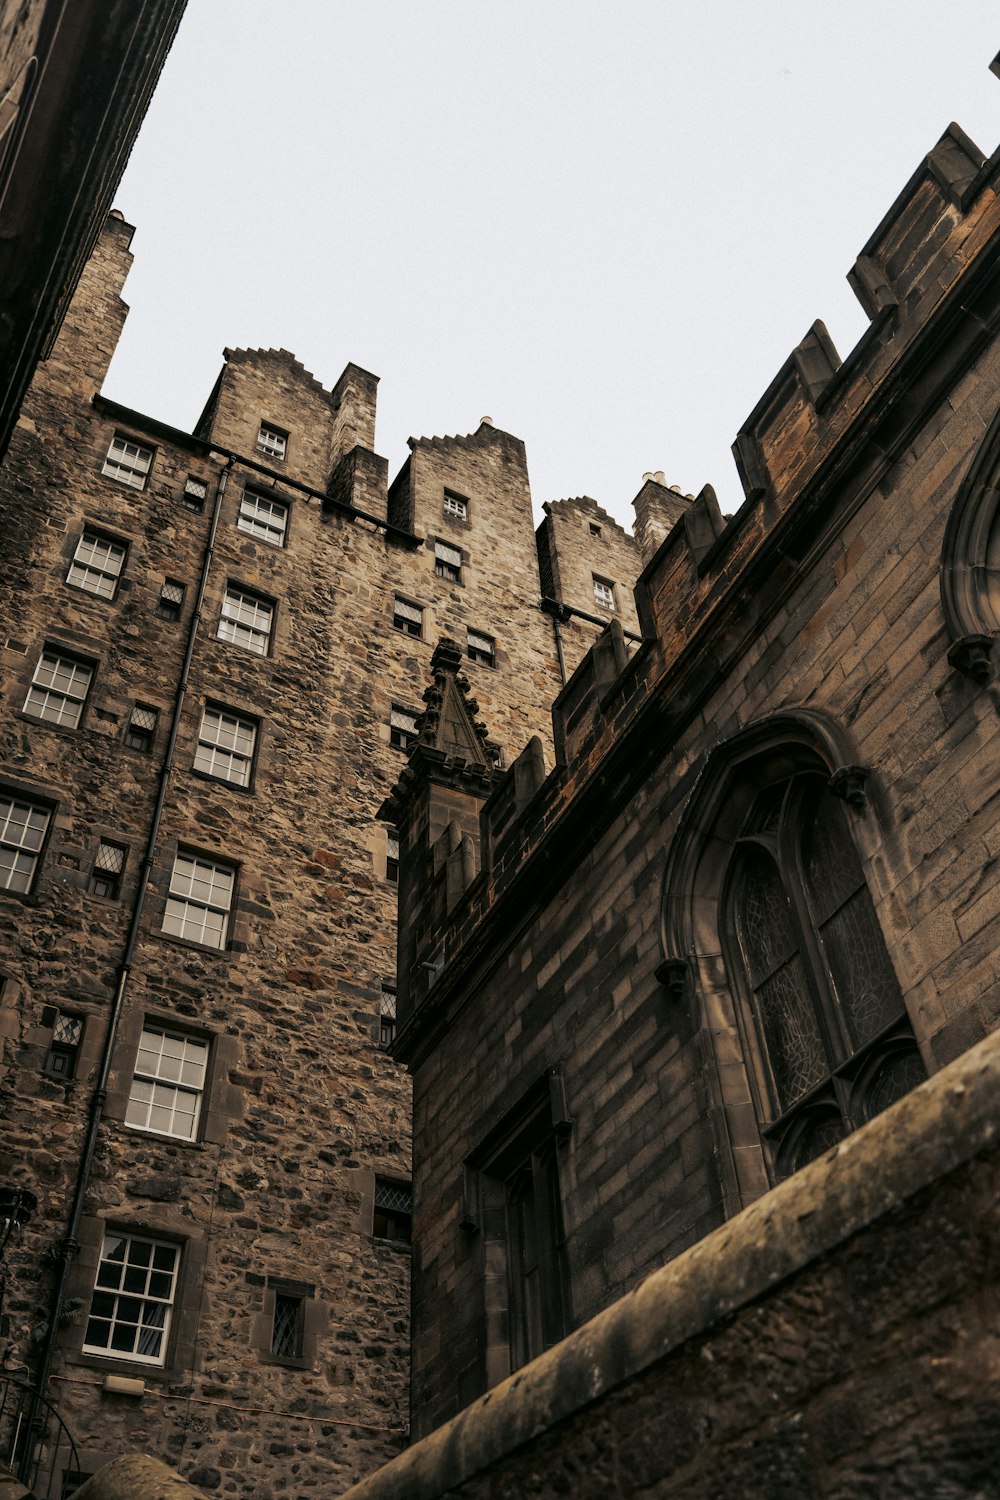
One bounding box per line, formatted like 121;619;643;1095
182;476;208;511
218;586;273;656
592;575;616;612
443;490;468;521
24;649;92;729
393;596;423;637
238;488;288;547
589;522;602;538
373;1179;412;1243
124;704;158;753
43;1009;83;1079
270;1293;303;1360
89;840;127;900
379;981;397;1049
389;706;419;753
157;580;185;621
67;530;127;600
385;828;399;883
102;433;153;490
434;540;462;584
256;422;287;462
467;628;495;667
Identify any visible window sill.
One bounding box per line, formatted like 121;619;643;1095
151;930;239;961
64;583;118;604
257;1353;310;1370
16;711;85;738
189;768;255;795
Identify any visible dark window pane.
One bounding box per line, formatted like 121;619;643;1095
819;890;903;1050
786;1109;848;1173
801;787;865;922
863;1046;927;1121
756;955;828;1109
735;847;797;983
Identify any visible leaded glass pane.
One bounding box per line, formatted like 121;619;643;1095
735;847;797;984
756;955;828;1108
819;890;902;1051
801;786;865;922
863;1046;927;1121
785;1110;848;1173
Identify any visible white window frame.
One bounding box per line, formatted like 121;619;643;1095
83;1232;179;1366
102;434;153;490
24;649;92;728
390;706;419;751
593;576;617;611
194;706;257;787
256;422;287;461
162;850;235;950
435;540;462;583
443;491;468;520
218;586;273;656
67;530;127;600
0;794;50;893
238;489;288;547
125;1025;209;1142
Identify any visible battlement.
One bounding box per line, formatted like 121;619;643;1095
393;112;1000;1068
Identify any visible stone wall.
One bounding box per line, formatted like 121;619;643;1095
0;213;576;1497
338;1028;1000;1500
393;119;1000;1435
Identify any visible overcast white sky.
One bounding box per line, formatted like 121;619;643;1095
105;2;1000;528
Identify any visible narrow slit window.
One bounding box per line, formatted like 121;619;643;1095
385;828;399;883
270;1293;303;1360
379;982;397;1050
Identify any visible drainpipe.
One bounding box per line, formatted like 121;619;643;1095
23;460;233;1475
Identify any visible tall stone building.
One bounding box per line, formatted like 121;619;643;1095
0;211;659;1496
343;117;1000;1496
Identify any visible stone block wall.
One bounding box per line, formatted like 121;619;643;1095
0;212;569;1497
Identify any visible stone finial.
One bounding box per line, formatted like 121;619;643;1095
417;639;494;766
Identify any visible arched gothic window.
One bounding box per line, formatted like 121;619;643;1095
722;771;925;1180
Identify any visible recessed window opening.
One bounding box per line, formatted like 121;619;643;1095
385;828;399;883
102;434;153;490
124;704;158;753
162;851;235;950
256;423;287;462
467;628;495;667
270;1293;303;1360
24;650;92;728
379;981;397;1049
125;1025;209;1141
83;1232;178;1365
43;1011;83;1079
194;706;257;787
158;580;185;621
592;576;616;611
89;840;126;899
373;1179;412;1243
238;489;288;547
443;491;468;521
67;531;126;599
434;540;462;584
0;795;50;893
218;586;273;656
389;706;419;752
393;596;423;637
182;476;208;510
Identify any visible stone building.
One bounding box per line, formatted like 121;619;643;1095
352;115;1000;1495
0;0;187;461
0;210;657;1496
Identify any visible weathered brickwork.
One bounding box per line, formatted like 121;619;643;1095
393;118;1000;1447
0;213;646;1495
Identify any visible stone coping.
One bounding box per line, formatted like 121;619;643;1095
340;1027;1000;1500
74;1455;207;1499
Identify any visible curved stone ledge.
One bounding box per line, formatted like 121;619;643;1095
340;1026;1000;1499
74;1455;207;1499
